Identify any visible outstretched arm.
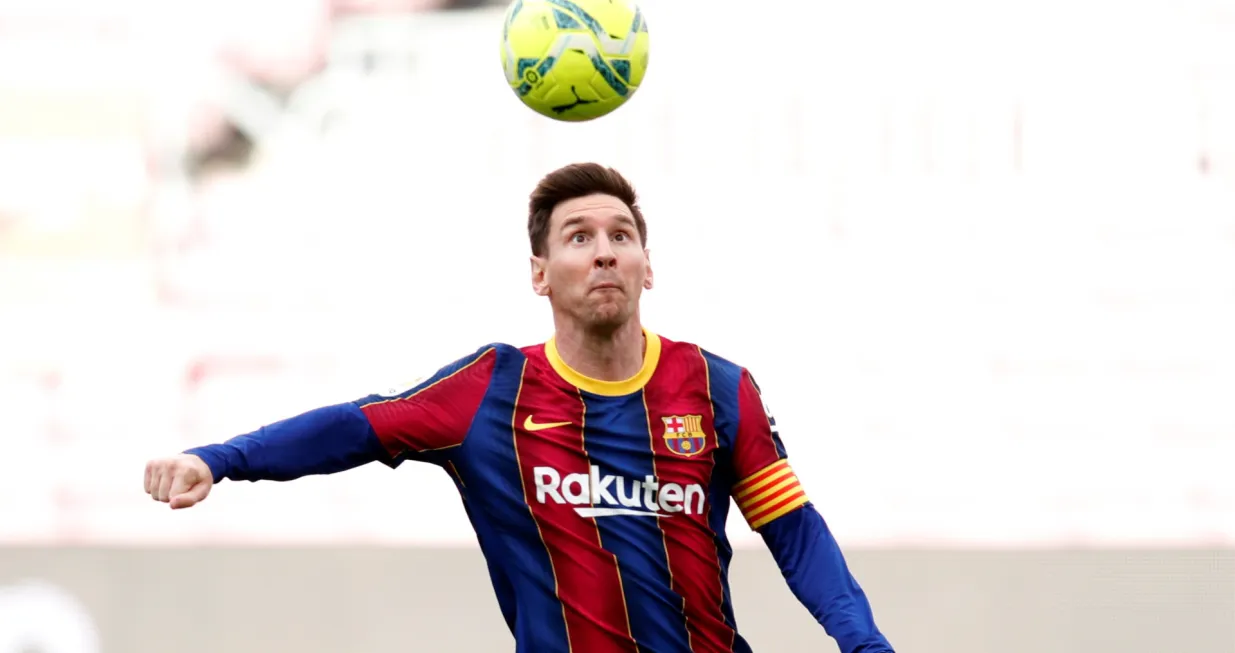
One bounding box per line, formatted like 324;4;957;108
186;402;386;483
152;345;497;497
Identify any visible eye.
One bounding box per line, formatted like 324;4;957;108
570;232;587;244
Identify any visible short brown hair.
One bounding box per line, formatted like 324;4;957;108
527;163;647;257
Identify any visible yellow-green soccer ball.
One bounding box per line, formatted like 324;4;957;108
500;0;650;122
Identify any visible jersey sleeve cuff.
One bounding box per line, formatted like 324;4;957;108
184;446;229;484
733;459;809;530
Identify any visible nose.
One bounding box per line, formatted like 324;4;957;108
593;238;617;269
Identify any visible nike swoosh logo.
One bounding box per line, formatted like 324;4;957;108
524;415;572;432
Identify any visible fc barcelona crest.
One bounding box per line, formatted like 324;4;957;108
662;415;708;457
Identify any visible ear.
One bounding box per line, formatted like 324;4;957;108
530;255;551;297
643;249;654;290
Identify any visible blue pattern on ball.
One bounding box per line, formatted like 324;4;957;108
552;8;582;29
545;0;608;40
610;60;631;83
588;54;628;96
509;0;640;99
516;55;559;97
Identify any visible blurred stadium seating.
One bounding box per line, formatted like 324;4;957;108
0;0;1232;651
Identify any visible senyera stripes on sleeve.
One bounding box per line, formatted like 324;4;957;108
732;459;809;530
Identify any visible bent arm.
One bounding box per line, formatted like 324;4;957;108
185;403;388;483
760;505;895;653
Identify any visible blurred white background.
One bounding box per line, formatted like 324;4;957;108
0;0;1232;550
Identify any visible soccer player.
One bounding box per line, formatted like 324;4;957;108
143;163;895;653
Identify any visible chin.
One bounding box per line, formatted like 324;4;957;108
581;303;631;331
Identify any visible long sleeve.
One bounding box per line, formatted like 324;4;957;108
186;402;386;483
186;344;499;484
726;367;894;652
760;504;895;653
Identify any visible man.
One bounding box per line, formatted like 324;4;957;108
143;163;895;653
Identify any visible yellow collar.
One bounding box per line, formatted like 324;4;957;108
544;327;661;396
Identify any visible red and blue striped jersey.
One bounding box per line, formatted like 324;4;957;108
355;329;811;653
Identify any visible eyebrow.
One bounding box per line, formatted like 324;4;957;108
560;214;637;232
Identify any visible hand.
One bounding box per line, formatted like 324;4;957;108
144;454;214;509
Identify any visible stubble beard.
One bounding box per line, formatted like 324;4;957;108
578;294;633;336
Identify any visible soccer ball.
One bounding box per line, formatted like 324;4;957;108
500;0;650;122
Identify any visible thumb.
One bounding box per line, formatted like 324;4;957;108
169;474;210;510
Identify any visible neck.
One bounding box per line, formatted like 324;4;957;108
552;316;646;382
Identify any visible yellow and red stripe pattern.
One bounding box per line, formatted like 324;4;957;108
733;459;809;530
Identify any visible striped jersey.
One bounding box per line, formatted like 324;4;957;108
355;329;809;653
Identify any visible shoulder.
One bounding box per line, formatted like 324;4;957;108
442;343;515;371
366;343;515;401
516;341;545;358
653;331;749;386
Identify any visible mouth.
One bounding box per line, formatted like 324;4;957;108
590;282;623;293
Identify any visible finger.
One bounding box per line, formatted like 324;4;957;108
167;473;193;508
144;462;154;495
170;481;209;510
156;469;175;503
149;468;165;501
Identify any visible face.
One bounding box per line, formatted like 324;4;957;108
530;193;653;332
